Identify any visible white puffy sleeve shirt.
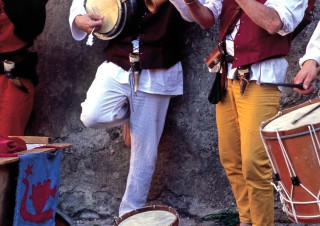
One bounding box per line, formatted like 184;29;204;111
299;21;320;67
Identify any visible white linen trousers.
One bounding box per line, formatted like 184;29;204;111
80;61;174;216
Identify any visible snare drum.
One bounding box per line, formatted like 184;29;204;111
113;205;179;226
260;98;320;224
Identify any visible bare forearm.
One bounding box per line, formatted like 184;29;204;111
185;0;215;29
235;0;282;34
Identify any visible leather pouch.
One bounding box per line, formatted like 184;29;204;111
207;71;226;104
206;43;224;72
206;42;226;104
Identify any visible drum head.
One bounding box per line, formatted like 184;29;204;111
86;0;121;34
262;102;320;132
114;205;179;226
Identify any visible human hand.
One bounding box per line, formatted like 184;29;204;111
74;14;104;34
293;59;318;95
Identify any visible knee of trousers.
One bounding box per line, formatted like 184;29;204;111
80;111;114;128
242;156;273;183
80;109;130;129
80;113;99;128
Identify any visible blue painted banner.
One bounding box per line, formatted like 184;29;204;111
13;150;62;226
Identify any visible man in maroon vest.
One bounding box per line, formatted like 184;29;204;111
0;0;48;136
69;0;214;217
185;0;307;225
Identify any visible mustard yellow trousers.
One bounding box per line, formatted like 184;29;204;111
216;80;280;226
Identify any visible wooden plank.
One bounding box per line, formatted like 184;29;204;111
0;143;72;165
8;136;50;144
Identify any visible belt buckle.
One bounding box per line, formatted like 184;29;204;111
237;66;250;76
237;66;250;97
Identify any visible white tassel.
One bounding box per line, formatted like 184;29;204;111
86;28;95;46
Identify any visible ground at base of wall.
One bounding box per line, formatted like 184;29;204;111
74;218;218;226
73;217;320;226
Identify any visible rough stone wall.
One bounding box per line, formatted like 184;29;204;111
26;0;320;222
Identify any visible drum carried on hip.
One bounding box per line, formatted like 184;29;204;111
85;0;137;40
260;98;320;224
113;205;179;226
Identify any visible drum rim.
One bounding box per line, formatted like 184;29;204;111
113;205;179;226
260;98;320;138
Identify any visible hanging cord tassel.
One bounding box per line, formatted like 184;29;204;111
86;6;100;46
86;27;95;46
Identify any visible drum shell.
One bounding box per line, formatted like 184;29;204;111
260;98;320;224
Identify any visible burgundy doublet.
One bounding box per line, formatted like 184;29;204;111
219;0;291;68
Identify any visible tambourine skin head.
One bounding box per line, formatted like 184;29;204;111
85;0;125;40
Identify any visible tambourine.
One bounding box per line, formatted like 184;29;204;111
85;0;137;40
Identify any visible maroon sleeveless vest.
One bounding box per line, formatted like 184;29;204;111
219;0;291;68
104;1;188;71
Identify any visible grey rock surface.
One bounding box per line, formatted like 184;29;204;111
25;0;320;225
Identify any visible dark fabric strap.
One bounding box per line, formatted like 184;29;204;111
3;0;47;42
220;6;241;41
0;49;39;85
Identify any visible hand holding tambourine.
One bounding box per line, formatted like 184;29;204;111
74;13;104;34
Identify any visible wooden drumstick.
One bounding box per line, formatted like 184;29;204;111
292;103;320;125
260;82;304;89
